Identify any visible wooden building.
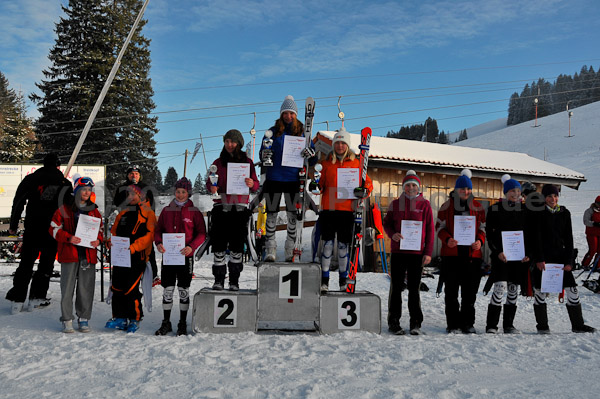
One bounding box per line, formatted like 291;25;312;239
313;131;586;270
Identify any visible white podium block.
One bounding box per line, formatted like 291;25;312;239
192;288;257;333
257;262;321;330
319;291;381;334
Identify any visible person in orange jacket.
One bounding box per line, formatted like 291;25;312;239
316;127;372;291
105;184;156;333
436;169;486;334
50;176;103;333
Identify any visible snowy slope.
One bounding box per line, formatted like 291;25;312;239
449;117;508;141
2;103;600;399
456;100;600;254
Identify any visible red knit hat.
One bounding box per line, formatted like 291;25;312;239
402;170;421;189
595;195;600;204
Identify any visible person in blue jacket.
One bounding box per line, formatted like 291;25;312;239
259;95;315;261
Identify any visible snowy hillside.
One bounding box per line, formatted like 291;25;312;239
456;100;600;254
2;103;600;398
449;117;507;141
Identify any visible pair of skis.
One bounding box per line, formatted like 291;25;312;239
346;127;372;293
291;97;315;262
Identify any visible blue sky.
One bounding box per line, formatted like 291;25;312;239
1;0;599;181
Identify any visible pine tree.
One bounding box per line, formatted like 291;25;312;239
194;172;209;195
163;166;178;192
0;72;36;162
30;0;158;196
457;129;468;142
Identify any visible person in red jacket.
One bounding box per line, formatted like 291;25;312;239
436;169;486;334
383;170;434;335
316;127;373;291
154;177;206;336
582;195;600;268
49;176;103;333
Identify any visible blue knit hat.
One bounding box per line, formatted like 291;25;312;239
280;95;298;116
455;169;473;189
501;174;521;194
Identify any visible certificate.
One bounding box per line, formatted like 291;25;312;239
74;214;101;248
400;220;423;251
281;135;306;168
226;162;250;195
336;168;360;199
501;230;525;261
162;233;185;265
111;236;131;268
454;215;476;246
541;263;564;293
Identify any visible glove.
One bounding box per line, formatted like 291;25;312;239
309;181;320;193
593;222;600;227
353;187;369;199
301;147;316;159
261;149;273;162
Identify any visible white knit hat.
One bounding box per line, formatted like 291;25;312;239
280;95;298;116
332;127;351;146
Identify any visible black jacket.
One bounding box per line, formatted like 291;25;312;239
10;166;73;235
531;205;574;265
486;199;530;264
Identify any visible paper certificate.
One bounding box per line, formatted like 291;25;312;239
281;135;306;168
226;163;250;195
501;230;525;261
111;236;131;268
400;220;423;251
74;214;101;248
162;233;185;265
336;168;360;199
454;215;476;246
541;263;564;293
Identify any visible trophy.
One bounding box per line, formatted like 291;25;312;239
310;163;322;194
209;164;220;199
262;130;274;167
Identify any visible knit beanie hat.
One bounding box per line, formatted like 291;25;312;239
402;170;421;190
332;127;351;147
595;195;600;205
454;169;473;189
223;129;244;147
175;177;193;194
280;95;298;116
541;184;559;197
501;174;521;194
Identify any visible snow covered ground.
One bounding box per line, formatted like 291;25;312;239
2;102;600;399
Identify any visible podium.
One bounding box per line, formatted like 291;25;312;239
192;262;381;334
319;291;381;334
192;288;257;333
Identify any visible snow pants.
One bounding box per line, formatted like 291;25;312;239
582;234;600;267
110;259;145;321
60;260;96;322
442;256;482;331
388;253;424;329
5;231;57;303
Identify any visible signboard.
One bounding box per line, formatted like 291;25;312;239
0;164;106;219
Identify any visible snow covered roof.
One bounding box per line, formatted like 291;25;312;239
314;131;586;187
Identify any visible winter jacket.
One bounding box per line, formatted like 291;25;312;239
154;199;207;256
205;151;260;206
111;201;156;263
318;152;373;212
49;203;103;264
583;204;600;236
530;205;574;265
10;166;73;235
485;199;531;265
259;123;315;182
383;193;435;256
436;192;486;258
